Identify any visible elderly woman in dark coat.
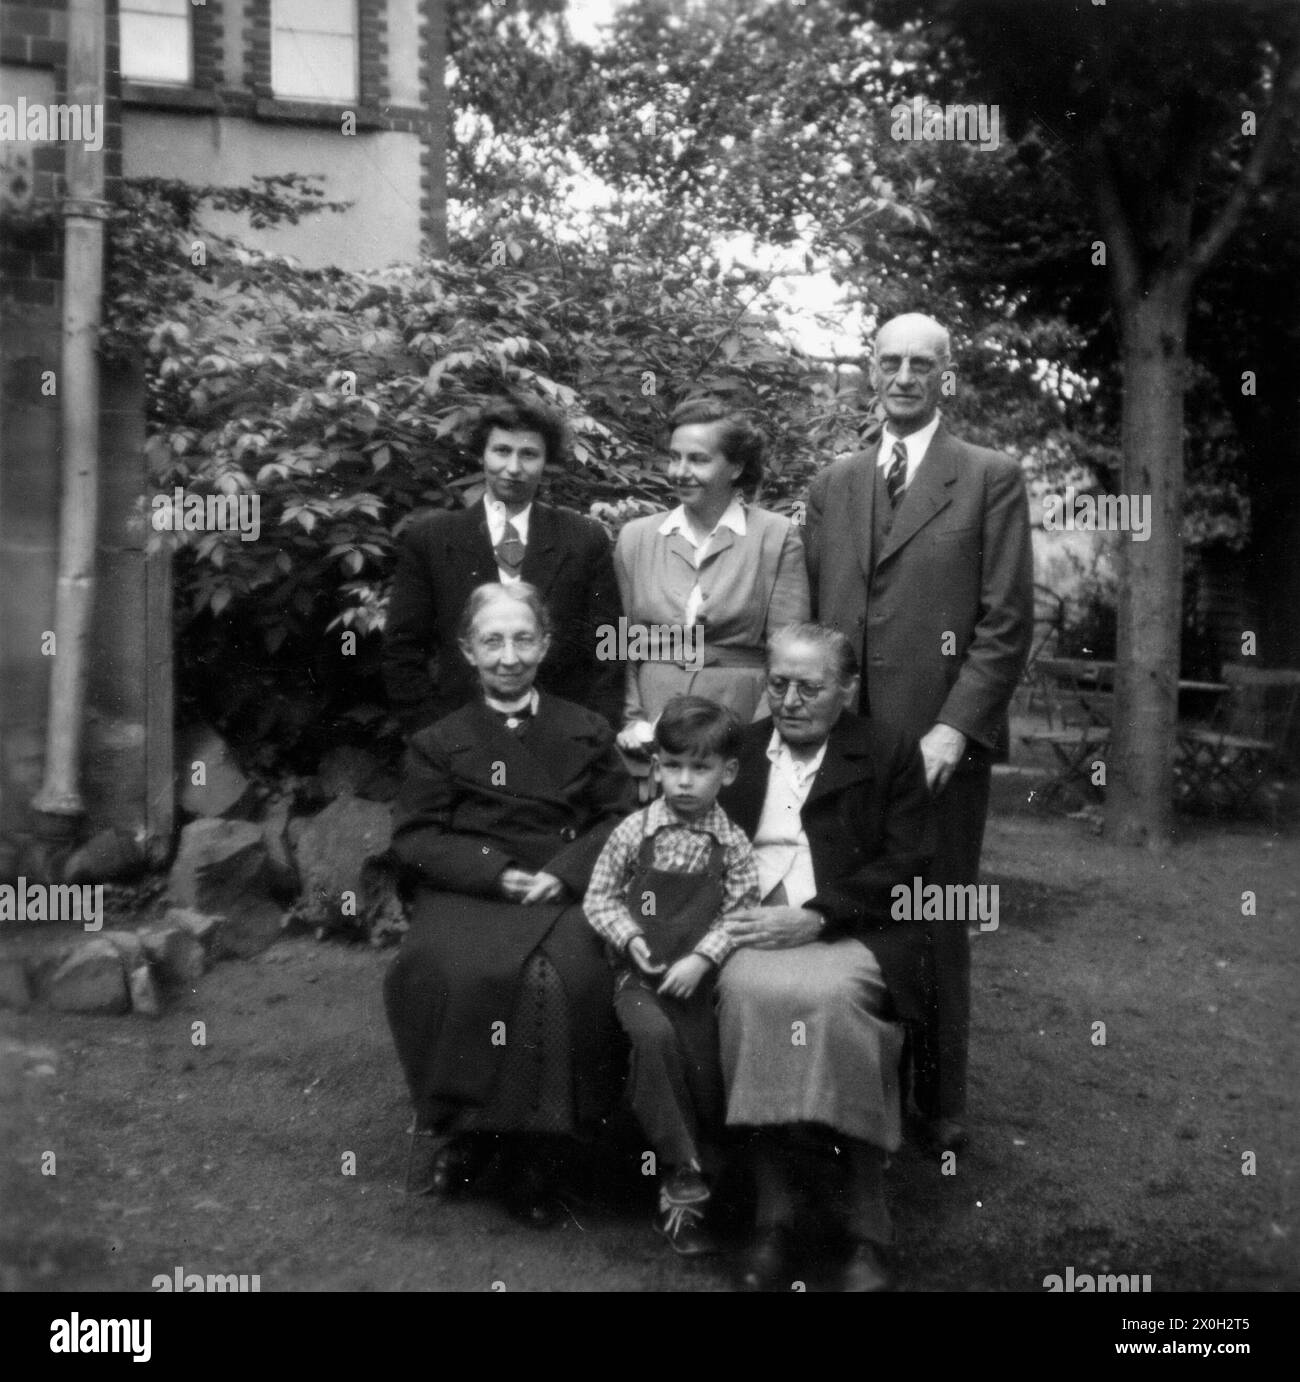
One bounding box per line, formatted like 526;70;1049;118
383;582;635;1225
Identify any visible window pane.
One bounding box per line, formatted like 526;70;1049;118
271;0;358;103
120;13;191;85
272;32;357;103
276;0;355;37
124;0;188;16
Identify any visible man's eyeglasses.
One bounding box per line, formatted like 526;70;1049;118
766;676;829;702
875;355;939;378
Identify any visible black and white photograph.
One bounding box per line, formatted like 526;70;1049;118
0;0;1296;1336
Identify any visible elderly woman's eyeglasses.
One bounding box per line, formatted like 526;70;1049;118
766;676;828;702
476;633;543;654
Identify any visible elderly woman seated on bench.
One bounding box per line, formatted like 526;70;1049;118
383;582;635;1227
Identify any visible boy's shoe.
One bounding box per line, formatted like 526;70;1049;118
654;1167;718;1256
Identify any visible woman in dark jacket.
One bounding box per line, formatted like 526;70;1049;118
384;581;635;1225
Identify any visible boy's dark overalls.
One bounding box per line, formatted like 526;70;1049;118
612;825;729;1171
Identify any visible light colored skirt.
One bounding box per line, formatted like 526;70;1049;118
717;939;904;1151
634;661;769;727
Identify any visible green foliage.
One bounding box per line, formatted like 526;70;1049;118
103;175;350;363
569;0;925;249
109;175;865;767
920;0;1298;527
447;0;1287;556
105;0;1294;766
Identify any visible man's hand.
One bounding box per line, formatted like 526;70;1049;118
727;906;825;950
919;723;968;795
520;870;565;905
627;935;666;976
658;952;712;999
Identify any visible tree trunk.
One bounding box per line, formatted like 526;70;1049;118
1104;281;1188;851
1243;414;1300;668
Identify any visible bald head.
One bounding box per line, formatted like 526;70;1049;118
871;314;950;436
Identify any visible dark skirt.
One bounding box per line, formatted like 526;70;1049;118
384;888;621;1135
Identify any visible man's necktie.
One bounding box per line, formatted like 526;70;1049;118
886;440;908;510
494;518;526;576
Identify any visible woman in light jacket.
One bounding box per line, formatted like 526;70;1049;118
614;398;811;762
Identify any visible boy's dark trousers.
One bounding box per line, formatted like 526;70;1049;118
612;828;728;1170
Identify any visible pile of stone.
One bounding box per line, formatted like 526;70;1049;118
0;726;404;1018
1;908;217;1017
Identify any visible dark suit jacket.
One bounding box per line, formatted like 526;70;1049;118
383;500;623;734
806;425;1033;761
717;714;935;1022
391;693;635;901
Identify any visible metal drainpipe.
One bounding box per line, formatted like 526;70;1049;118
30;0;109;849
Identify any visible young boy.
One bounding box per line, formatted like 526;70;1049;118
584;696;760;1255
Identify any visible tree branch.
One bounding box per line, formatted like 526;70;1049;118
1157;84;1210;264
693;270;782;376
1087;133;1142;307
1188;34;1300;278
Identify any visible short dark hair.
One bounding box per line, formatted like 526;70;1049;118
468;395;568;467
766;622;859;684
667;398;765;497
456;581;554;645
654;695;743;760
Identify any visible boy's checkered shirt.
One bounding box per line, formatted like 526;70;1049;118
584;798;760;968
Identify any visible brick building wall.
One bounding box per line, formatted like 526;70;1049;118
125;0;445;265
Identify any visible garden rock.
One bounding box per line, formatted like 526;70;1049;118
129;965;163;1017
141;926;206;987
163;907;225;958
177;724;255;819
0;953;32;1011
168;820;283;958
259;796;299;899
317;746;390;801
293;795;393;929
100;929;147;972
44;940;130;1015
64;829;147;885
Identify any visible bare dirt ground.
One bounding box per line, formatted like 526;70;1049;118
2;810;1296;1293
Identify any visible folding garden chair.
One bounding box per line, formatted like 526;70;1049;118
1175;667;1300;819
1019;657;1114;802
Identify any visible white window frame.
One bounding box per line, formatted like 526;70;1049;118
120;0;193;87
271;0;360;105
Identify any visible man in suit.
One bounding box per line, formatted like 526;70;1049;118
805;313;1033;1153
716;622;934;1292
383;396;623;734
